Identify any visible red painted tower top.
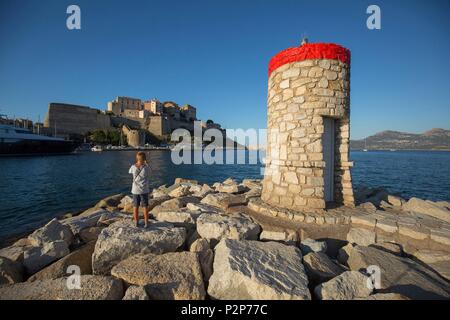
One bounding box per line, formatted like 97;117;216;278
268;43;351;76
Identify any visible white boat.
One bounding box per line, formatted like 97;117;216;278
0;124;77;156
91;145;103;152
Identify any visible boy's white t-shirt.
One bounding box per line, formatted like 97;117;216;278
129;164;150;195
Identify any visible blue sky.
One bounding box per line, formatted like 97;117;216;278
0;0;449;139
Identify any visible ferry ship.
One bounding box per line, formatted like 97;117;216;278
0;124;78;156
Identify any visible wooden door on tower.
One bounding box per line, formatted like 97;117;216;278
323;118;335;202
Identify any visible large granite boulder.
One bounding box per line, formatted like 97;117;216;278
303;252;345;284
122;285;150;300
189;238;214;282
0;243;31;263
28;241;96;281
0;275;123;300
403;197;450;223
62;209;110;235
28;218;74;247
243;188;262;200
299;238;327;255
92;219;186;275
208;239;311;300
111;252;205;300
314;271;372;300
259;229;298;244
153;210;200;226
347;227;376;246
346;245;450;299
242;179;261;190
118;195;133;209
200;193;247;210
387;195;405;207
412;249;450;280
192;184;214;198
168;185;192;198
215;183;247;194
0;257;23;285
196;213;261;242
186;202;223;214
23;240;70;275
79;226;104;243
174;178;199;185
151;196;200;214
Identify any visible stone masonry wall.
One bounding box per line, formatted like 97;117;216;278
44;103;111;135
261;58;354;211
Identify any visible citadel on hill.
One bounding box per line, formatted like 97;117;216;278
43;97;223;147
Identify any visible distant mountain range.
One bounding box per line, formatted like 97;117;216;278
350;128;450;151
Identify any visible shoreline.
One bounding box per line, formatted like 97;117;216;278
2;179;450;247
0;177;449;300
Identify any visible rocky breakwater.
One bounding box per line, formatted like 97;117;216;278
0;178;449;300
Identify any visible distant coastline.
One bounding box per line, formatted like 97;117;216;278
350;128;450;151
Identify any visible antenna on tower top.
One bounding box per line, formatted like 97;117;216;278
300;32;309;45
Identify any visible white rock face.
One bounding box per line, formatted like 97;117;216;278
0;275;123;300
196;213;261;242
208;239;311;300
122;285;149;300
186;202;222;213
346;245;450;299
111;252;205;300
314;271;372;300
189;238;214;282
118;195;133;209
92;219;186;275
299;238;327;255
28;218;74;247
387;195;405;207
153;209;200;225
168;185;191;197
62;209;110;235
0;244;30;263
259;229;298;244
347;227;376;246
152;196;199;214
403;197;450;223
242;179;261;190
200;193;247;210
215;183;247;194
23;240;70;275
189;238;210;253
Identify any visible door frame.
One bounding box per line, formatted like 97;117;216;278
322;117;335;203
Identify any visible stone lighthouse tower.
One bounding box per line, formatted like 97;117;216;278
261;42;354;211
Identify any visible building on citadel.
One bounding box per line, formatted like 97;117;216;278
43;95;211;147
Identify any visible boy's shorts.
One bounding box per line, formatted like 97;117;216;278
132;193;149;208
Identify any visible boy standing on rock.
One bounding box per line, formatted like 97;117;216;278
129;151;150;228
